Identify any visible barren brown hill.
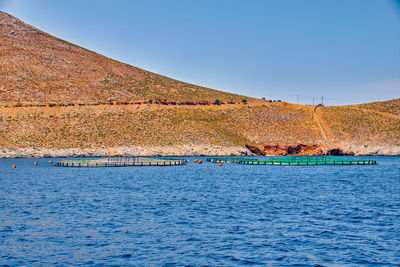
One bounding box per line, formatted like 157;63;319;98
314;101;400;153
0;99;399;157
0;12;399;157
0;11;253;104
355;99;400;117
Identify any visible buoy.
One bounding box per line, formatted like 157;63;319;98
218;163;222;166
194;159;198;163
49;160;53;164
198;160;202;164
12;165;16;168
34;162;38;166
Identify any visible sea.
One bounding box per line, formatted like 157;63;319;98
0;156;399;266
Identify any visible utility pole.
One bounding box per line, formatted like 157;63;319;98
297;94;299;104
321;96;324;105
312;97;315;106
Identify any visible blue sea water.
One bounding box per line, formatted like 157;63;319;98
0;156;399;266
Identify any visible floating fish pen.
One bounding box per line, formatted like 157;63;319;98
56;157;188;167
207;156;376;166
207;157;245;163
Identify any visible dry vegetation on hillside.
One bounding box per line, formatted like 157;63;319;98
1;101;398;154
0;11;252;104
356;99;400;116
0;103;322;150
319;105;400;146
0;11;399;155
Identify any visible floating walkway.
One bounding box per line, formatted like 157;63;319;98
207;157;376;166
207;158;245;163
56;157;187;167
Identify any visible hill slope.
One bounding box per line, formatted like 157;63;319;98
0;99;399;157
0;11;252;104
316;101;400;154
0;12;399;157
356;99;400;117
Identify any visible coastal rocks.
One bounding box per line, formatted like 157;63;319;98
1;143;399;158
0;145;252;158
339;143;400;156
245;142;400;156
245;145;266;156
326;148;349;156
245;143;354;156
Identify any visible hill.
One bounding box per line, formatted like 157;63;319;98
0;99;399;157
314;100;400;155
0;11;399;157
0;11;252;104
356;99;400;117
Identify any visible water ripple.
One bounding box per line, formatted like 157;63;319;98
0;156;399;265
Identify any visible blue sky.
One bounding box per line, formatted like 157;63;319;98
1;0;399;105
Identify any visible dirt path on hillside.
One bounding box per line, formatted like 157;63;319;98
312;105;335;142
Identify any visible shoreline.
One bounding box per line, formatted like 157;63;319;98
0;145;251;159
1;144;399;158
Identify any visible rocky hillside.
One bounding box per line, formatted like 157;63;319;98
316;102;400;155
0;103;319;149
0;99;399;157
0;11;399;157
0;11;252;104
356;99;400;117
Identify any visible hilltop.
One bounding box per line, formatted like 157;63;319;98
0;11;252;105
0;12;399;157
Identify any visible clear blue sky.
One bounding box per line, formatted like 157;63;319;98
1;0;399;105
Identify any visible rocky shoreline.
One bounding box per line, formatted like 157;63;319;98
246;143;400;157
337;143;400;156
0;145;251;158
0;143;399;158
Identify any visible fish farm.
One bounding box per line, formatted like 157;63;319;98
207;157;377;166
206;158;245;163
56;157;188;167
55;156;376;168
